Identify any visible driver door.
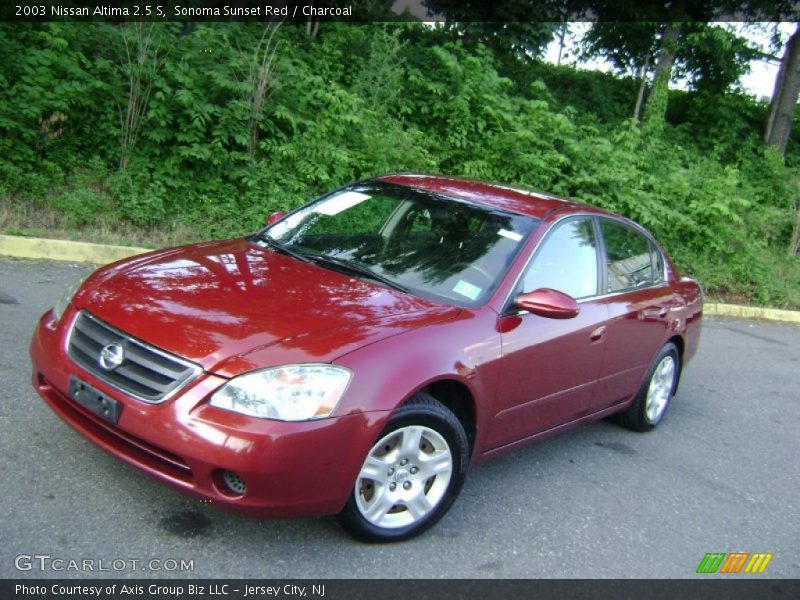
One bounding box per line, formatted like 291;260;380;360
486;217;609;449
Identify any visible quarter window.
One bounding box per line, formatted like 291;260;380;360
600;220;655;292
651;243;665;284
522;218;598;299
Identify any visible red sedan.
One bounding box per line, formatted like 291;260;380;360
30;174;702;542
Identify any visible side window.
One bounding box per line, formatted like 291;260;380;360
600;220;654;292
522;218;598;299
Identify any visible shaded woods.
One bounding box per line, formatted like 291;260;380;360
0;21;798;307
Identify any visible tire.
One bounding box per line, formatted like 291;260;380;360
616;342;680;432
337;392;469;543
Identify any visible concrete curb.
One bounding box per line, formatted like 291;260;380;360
0;234;149;265
704;303;800;324
2;234;800;324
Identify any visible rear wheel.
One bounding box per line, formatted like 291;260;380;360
616;342;680;432
337;393;469;542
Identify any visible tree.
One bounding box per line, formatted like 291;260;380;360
790;192;800;256
243;23;282;160
304;0;398;38
675;24;755;94
764;22;800;154
579;1;687;130
581;21;661;121
119;23;174;170
583;18;754;126
423;0;561;60
640;0;691;132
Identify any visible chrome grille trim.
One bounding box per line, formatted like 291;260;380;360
67;311;202;404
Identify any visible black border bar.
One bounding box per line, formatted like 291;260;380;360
4;579;800;600
3;1;800;23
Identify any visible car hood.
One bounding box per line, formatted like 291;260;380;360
73;238;461;377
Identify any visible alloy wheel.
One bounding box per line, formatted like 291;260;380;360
355;425;453;528
645;355;676;423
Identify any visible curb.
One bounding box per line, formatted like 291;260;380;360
0;234;149;265
704;303;800;324
2;234;800;324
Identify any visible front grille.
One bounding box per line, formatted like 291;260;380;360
67;311;200;403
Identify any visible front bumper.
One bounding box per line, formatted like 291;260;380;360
29;307;389;518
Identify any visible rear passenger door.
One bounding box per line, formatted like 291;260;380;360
592;218;680;412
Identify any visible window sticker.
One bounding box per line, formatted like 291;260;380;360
315;191;371;216
452;279;482;301
498;228;523;242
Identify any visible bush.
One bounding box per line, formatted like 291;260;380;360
49;188;105;228
0;22;798;307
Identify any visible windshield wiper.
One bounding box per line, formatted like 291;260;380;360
255;234;315;265
304;252;410;294
255;235;409;294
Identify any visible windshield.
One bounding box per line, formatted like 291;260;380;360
259;182;539;307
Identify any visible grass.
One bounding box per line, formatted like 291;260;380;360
0;198;202;249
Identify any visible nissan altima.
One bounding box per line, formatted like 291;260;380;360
30;174;702;542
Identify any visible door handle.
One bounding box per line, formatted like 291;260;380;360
640;306;667;319
590;326;607;342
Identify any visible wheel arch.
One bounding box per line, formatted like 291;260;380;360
666;334;684;394
408;379;478;455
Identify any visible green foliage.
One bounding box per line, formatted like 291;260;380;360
422;1;557;59
642;62;671;135
108;171;167;227
0;22;798;308
50;188;105;228
583;22;755;95
676;24;757;94
581;21;661;77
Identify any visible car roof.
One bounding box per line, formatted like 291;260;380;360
375;173;601;220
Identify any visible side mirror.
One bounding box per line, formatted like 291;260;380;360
514;288;580;319
266;211;287;226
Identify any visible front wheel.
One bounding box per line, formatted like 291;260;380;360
337;393;469;542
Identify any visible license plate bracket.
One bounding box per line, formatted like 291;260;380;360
69;376;122;425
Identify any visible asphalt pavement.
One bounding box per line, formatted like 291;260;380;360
1;257;798;579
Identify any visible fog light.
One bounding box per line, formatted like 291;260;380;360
222;470;247;496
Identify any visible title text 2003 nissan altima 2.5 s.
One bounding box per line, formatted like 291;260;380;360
30;174;702;542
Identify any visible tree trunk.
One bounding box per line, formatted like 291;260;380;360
633;55;650;123
790;194;800;256
642;22;681;132
764;22;800;155
305;1;320;38
556;23;567;66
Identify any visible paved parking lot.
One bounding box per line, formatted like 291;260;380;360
1;257;798;579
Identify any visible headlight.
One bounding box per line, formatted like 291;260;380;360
209;365;352;421
53;275;87;322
